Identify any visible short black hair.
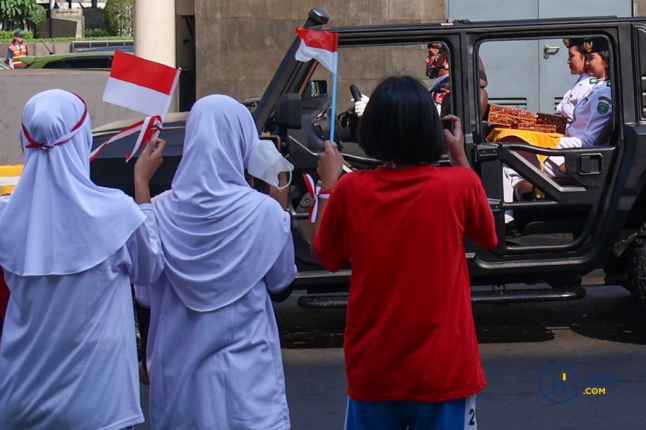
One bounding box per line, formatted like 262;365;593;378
357;75;445;165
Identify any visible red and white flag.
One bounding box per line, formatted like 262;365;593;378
90;115;162;162
98;51;179;161
294;27;339;73
103;50;180;118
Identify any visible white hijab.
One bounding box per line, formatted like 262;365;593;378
152;95;290;312
0;89;145;276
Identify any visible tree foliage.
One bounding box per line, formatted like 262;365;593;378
104;0;134;37
0;0;46;32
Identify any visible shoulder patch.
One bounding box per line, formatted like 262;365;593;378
606;81;611;87
597;102;610;114
589;77;598;85
598;96;612;104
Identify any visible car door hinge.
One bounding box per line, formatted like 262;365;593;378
476;143;499;162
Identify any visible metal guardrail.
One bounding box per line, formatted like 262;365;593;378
71;40;133;52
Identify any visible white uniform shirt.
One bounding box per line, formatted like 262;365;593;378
558;78;612;149
542;78;613;173
556;74;598;122
133;95;295;430
0;205;164;430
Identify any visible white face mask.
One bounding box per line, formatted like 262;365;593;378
247;139;294;189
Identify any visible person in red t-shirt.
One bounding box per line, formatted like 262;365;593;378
312;75;497;429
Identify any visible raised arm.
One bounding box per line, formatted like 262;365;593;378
134;138;166;204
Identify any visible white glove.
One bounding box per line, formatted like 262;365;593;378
354;94;370;118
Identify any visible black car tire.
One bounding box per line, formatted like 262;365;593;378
626;226;646;309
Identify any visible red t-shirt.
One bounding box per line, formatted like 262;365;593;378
314;165;497;403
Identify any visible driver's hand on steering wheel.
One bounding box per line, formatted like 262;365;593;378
354;95;370;117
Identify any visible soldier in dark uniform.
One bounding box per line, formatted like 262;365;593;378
353;42;488;118
353;42;454;118
426;42;489;118
426;42;451;115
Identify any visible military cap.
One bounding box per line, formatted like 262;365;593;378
583;37;610;53
427;42;446;52
562;38;585;48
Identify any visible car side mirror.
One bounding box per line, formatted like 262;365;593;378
275;93;302;129
304;80;328;99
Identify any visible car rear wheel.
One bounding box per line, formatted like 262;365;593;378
625;225;646;309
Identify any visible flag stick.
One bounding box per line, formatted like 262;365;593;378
329;52;339;144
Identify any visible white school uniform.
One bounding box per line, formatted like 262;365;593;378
556;73;597;122
140;235;294;430
0;210;163;430
543;78;612;174
0;90;164;430
135;95;296;430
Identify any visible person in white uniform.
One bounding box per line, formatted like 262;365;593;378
0;89;166;430
136;94;296;430
503;37;613;223
557;38;598;122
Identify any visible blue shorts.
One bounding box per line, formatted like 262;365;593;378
344;394;477;430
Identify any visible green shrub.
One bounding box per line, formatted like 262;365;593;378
104;0;134;37
0;30;33;42
85;28;111;38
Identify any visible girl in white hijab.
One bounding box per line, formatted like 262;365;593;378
136;94;296;429
0;89;166;430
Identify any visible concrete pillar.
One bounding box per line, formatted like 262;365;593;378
636;0;646;16
134;0;176;67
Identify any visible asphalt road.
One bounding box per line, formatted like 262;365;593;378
137;284;646;429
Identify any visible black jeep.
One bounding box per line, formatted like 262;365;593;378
91;9;646;307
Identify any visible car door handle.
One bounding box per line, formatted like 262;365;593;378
543;45;560;59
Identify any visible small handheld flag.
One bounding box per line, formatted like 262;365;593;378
295;28;340;144
103;51;180;118
99;51;180;161
295;27;339;73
